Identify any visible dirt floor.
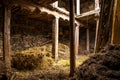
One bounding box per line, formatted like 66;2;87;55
0;55;89;80
0;43;89;80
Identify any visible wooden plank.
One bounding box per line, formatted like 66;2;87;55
111;0;120;44
94;0;115;53
94;17;99;53
111;0;117;44
12;0;82;26
76;0;80;15
14;0;57;6
52;17;59;61
76;9;100;18
95;0;100;10
51;1;58;7
86;28;90;52
69;0;76;77
75;25;79;57
3;4;11;79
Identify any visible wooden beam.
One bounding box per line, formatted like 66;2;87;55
86;28;90;52
95;0;100;10
94;17;99;53
52;17;59;61
111;0;120;44
12;0;82;26
76;9;100;18
75;25;79;57
76;0;80;15
69;0;76;77
52;1;58;7
94;0;114;53
94;0;100;53
2;4;11;79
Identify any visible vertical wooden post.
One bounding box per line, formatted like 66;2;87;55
75;25;79;57
111;0;118;44
95;0;100;10
76;0;80;15
94;17;99;53
2;3;11;79
69;0;76;77
94;0;100;53
52;17;59;61
52;1;58;8
86;28;90;52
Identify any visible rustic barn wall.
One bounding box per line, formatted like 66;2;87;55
111;0;120;44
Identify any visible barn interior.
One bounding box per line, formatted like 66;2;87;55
0;0;120;80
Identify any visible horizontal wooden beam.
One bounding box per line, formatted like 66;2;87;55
12;0;83;26
76;9;100;18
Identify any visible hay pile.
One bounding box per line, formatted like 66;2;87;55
75;44;120;80
12;47;53;70
12;43;69;70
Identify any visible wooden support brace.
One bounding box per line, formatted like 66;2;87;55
94;17;99;53
52;1;58;8
52;17;59;61
3;4;11;79
75;25;79;57
76;9;100;18
111;0;118;44
86;28;90;52
76;0;80;15
95;0;100;10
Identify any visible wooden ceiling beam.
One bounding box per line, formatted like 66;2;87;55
11;0;83;26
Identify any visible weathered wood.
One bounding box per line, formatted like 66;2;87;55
75;25;79;57
2;3;11;79
86;28;90;52
111;0;120;44
94;17;99;53
95;0;100;10
52;1;58;7
52;17;59;61
39;40;52;47
111;0;117;44
76;9;100;18
13;0;58;6
94;0;115;53
69;0;76;77
12;0;82;26
76;0;80;15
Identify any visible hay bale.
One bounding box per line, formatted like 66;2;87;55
75;44;120;80
12;47;53;70
12;53;41;70
11;43;69;70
